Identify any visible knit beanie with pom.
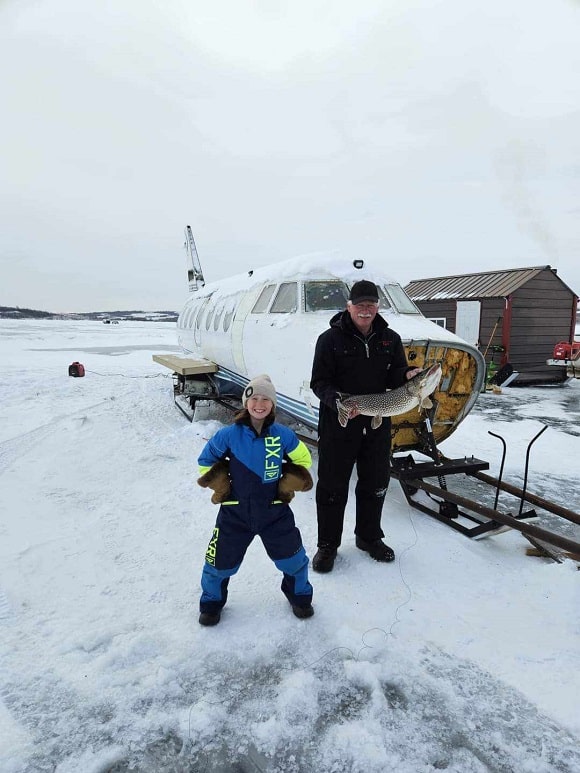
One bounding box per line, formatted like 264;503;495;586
242;374;277;408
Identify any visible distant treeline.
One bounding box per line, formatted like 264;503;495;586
0;305;53;319
0;306;178;322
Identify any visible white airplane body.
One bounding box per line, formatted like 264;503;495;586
176;231;486;454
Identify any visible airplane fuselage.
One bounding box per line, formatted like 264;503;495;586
176;255;486;452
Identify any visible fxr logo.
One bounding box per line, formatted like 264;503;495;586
264;435;281;481
205;527;219;565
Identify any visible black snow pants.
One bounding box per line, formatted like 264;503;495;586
315;414;391;549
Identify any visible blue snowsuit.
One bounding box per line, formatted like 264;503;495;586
198;418;313;615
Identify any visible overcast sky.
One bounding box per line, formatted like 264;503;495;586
1;0;580;312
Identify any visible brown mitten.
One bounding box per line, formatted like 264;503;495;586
277;463;313;503
197;460;231;504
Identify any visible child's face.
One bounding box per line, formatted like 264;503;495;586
246;395;273;421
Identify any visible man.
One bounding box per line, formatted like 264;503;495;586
309;279;420;573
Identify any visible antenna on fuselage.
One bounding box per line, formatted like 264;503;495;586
184;225;205;292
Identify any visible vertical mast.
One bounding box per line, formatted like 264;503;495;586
184;225;205;293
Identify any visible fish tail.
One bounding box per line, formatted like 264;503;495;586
336;399;350;428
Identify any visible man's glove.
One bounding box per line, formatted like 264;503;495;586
197;460;231;504
277;463;314;504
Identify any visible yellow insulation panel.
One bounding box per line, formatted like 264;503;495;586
391;345;479;453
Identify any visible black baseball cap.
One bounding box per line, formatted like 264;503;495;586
349;280;379;304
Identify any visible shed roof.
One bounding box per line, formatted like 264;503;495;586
404;265;556;301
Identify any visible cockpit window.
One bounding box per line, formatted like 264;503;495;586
383;284;421;314
376;287;392;311
270;282;298;313
304;281;349;312
343;283;392;311
251;285;276;313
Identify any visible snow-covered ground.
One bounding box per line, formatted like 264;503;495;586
0;319;579;773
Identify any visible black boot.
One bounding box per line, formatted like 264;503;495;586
355;537;395;562
292;603;314;619
312;546;337;573
199;610;221;626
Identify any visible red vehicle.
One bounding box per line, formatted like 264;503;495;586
553;341;580;360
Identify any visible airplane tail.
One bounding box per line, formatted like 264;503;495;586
184;225;205;292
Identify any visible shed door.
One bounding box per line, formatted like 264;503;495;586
456;301;481;346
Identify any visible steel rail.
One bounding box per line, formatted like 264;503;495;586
469;469;580;526
406;477;580;555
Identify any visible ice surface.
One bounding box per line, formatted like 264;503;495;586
0;320;579;772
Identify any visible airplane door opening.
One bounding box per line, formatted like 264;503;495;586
231;289;262;373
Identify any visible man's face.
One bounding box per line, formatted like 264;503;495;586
347;300;379;330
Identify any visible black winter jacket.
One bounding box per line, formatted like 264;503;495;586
310;310;411;432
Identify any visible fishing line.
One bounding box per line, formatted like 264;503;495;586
83;369;171;379
354;493;419;660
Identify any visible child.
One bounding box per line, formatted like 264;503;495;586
196;374;314;626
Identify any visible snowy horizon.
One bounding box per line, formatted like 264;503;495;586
0;319;579;772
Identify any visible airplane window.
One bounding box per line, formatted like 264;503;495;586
190;306;201;329
304;282;349;312
376;287;392;311
194;297;211;345
252;285;276;313
223;304;236;331
383;284;421;314
195;303;205;329
205;305;215;330
185;305;197;327
270;282;298;313
213;305;224;331
344;283;392;311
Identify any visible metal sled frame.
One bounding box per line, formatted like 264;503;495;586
391;413;580;559
172;373;240;423
391;455;541;539
151;355;236;422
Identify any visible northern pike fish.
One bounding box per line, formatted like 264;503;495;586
336;362;442;429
